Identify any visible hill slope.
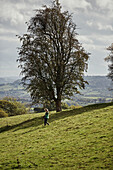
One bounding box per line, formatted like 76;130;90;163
0;102;113;169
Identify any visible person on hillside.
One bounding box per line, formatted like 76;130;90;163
44;108;49;126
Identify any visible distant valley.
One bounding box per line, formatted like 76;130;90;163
0;76;112;106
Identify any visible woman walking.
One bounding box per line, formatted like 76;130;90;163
44;108;49;126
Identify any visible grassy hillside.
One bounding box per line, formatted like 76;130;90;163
0;102;113;169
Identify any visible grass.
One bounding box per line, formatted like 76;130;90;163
0;102;113;169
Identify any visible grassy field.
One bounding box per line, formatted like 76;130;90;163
0;102;113;169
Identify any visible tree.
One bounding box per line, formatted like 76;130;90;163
17;0;90;112
0;98;28;116
105;43;113;87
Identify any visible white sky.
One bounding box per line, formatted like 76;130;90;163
0;0;113;77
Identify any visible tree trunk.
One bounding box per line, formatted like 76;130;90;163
56;99;62;112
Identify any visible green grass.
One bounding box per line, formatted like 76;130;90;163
0;102;113;169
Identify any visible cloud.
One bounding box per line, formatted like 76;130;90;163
78;35;94;44
87;21;113;32
0;0;46;28
86;21;93;27
0;27;18;37
0;0;113;77
0;1;24;25
61;0;92;11
95;0;113;9
77;35;95;51
97;23;113;31
95;0;113;18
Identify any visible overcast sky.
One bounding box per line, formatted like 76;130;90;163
0;0;113;77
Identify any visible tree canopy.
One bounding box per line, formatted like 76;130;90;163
17;0;90;112
105;43;113;90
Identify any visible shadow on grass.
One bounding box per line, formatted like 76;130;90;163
0;102;113;133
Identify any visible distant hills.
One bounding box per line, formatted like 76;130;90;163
0;77;30;103
80;76;112;98
0;77;19;84
70;76;113;106
0;76;112;106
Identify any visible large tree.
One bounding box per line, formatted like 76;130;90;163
17;0;90;112
105;43;113;87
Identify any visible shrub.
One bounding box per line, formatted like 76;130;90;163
34;107;44;113
0;98;28;117
0;108;8;118
69;105;82;109
61;102;69;109
13;101;28;115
